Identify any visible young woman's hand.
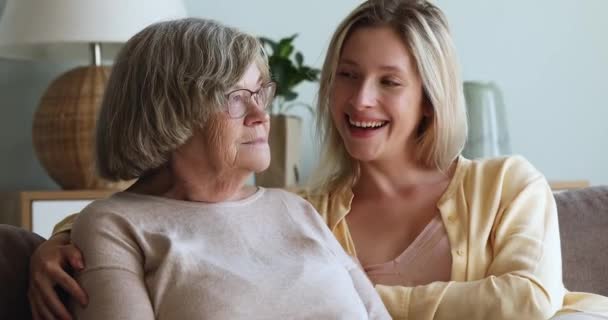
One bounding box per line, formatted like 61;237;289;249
28;232;88;320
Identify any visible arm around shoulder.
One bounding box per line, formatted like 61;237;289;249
71;207;154;320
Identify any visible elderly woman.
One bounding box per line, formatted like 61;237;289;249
57;18;389;320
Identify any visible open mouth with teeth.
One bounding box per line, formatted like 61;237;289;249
346;114;389;131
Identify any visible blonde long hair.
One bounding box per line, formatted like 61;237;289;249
310;0;467;193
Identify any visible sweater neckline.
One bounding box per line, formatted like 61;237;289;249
116;187;265;208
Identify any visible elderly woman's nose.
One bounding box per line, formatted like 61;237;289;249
244;103;269;126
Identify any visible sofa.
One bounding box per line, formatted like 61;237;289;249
1;186;607;319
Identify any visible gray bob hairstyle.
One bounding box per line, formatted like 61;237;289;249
311;0;467;191
96;18;270;181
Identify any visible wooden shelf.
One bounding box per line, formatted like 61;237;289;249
549;180;590;191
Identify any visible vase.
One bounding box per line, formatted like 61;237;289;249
462;81;511;159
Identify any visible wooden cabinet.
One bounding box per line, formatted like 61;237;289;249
0;190;113;239
549;180;590;191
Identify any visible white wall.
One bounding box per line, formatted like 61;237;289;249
186;0;608;185
437;0;608;184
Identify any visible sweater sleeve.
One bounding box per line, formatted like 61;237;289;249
71;206;154;320
290;194;391;319
375;175;565;320
348;260;393;319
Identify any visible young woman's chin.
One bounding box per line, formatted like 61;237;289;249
339;129;388;162
343;143;384;162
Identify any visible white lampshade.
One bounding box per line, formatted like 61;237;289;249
0;0;187;62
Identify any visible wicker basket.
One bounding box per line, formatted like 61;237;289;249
32;66;133;190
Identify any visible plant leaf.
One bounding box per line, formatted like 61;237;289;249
277;43;294;58
294;66;317;82
261;33;320;114
276;34;298;58
284;33;298;44
269;57;298;94
258;37;277;54
283;90;298;102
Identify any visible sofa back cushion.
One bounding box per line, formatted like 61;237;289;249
0;224;44;320
555;186;608;296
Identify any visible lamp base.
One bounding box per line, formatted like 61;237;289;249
32;66;133;190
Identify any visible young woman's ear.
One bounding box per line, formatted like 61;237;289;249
422;95;433;117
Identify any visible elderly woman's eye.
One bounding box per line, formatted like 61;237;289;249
229;91;247;103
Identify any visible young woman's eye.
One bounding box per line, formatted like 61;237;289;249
381;78;401;87
337;70;356;79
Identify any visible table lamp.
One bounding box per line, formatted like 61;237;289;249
462;81;512;159
0;0;187;190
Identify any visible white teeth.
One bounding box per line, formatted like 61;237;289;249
348;117;386;128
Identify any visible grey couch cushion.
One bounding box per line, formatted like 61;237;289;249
555;186;608;296
0;224;45;320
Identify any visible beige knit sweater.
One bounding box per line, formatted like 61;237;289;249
71;188;390;320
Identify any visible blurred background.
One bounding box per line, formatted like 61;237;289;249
0;0;606;190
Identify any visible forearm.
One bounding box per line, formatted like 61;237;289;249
376;273;562;320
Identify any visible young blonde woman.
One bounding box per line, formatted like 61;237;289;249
29;0;608;319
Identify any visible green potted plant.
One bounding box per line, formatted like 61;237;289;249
260;34;320;115
255;34;320;187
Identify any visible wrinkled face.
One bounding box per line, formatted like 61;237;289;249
330;25;427;163
177;63;271;175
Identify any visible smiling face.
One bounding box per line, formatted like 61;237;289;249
175;62;271;175
330;25;427;164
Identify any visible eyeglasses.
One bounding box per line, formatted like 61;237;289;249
224;81;277;118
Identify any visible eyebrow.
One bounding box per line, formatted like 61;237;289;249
338;59;406;73
230;75;264;91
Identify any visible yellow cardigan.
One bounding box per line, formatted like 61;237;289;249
298;156;608;319
54;156;608;319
